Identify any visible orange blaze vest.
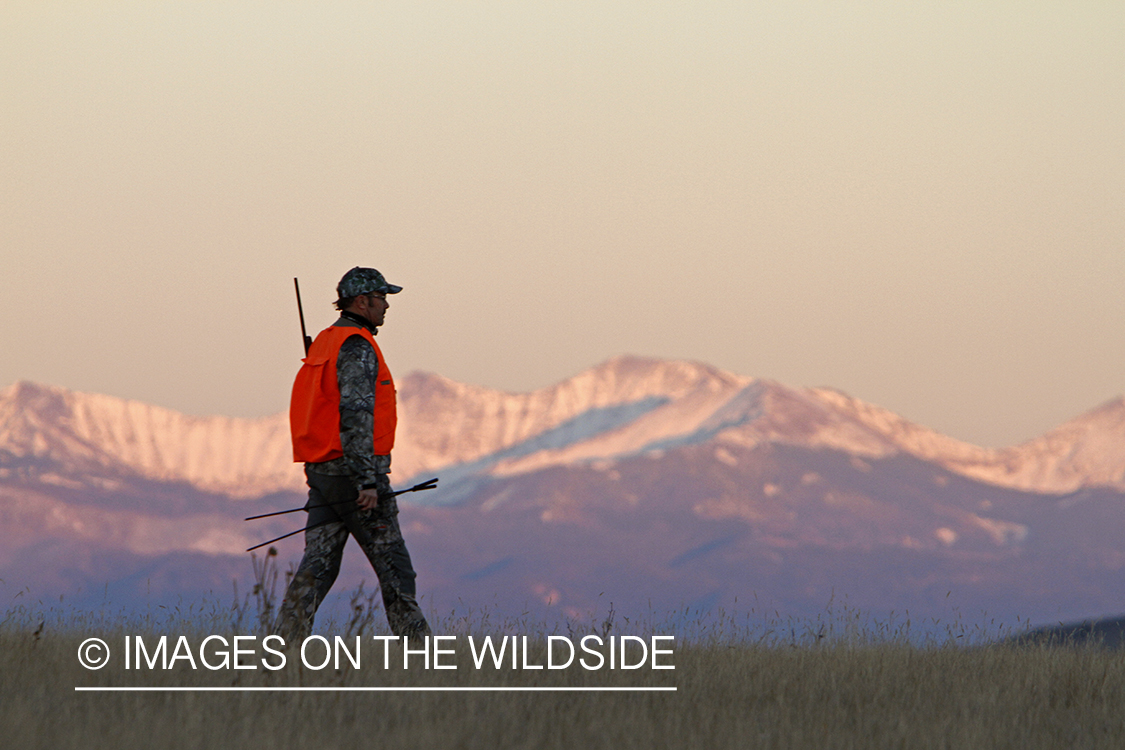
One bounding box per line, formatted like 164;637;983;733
289;325;397;463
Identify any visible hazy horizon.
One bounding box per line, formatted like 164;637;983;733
3;2;1122;448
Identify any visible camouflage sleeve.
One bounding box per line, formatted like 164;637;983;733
336;334;391;490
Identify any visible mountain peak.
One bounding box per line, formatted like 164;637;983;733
392;356;750;480
1061;395;1125;428
560;355;753;405
2;379;69;410
593;353;727;379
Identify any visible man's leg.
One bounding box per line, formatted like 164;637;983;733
353;507;432;638
274;475;351;643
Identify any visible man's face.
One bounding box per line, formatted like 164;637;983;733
359;292;389;327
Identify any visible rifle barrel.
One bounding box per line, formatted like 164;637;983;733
294;277;312;355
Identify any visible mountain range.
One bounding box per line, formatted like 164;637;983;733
2;356;1124;631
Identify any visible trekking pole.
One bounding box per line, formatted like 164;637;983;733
246;502;371;553
244;478;440;551
294;277;312;355
247;519;337;552
243;478;439;522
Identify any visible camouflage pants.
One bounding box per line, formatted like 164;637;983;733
275;471;431;642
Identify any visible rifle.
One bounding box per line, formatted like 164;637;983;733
244;478;439;552
294;277;312;355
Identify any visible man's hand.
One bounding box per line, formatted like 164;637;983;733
356;488;381;510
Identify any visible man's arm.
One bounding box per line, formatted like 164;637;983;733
336;334;392;506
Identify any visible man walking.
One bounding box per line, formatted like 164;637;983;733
276;266;431;641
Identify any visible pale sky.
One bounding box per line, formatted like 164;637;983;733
2;2;1122;448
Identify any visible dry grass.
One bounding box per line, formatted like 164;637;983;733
3;561;1123;749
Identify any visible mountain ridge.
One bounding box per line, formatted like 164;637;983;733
4;359;1125;627
2;357;1123;499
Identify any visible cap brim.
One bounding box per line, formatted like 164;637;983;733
385;283;403;294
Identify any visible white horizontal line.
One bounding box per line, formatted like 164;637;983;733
75;686;676;693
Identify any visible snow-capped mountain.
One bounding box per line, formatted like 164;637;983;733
940;396;1125;492
3;355;1120;499
0;380;300;497
2;356;1125;627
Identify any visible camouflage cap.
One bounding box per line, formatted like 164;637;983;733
336;267;403;299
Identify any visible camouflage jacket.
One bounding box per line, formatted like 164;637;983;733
305;313;391;491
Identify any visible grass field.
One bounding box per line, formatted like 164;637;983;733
3;585;1124;750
